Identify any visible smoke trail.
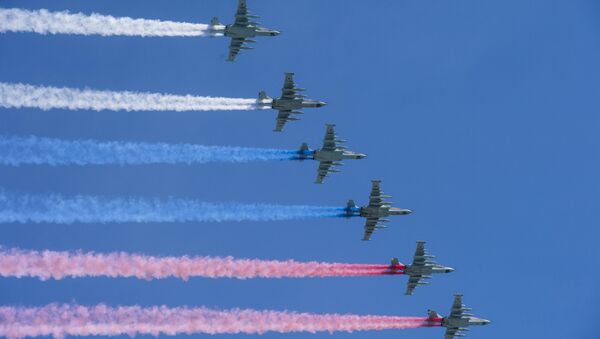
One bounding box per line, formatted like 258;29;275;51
0;83;270;112
0;8;219;37
0;135;309;166
0;247;403;281
0;304;438;338
0;189;347;224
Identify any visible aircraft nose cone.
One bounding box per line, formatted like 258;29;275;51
317;101;327;107
271;31;281;36
446;267;455;273
357;153;367;159
404;209;413;215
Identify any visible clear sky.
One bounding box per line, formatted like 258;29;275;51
1;0;599;338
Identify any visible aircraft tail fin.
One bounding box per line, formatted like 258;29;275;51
210;17;221;26
427;309;442;321
297;142;310;160
345;199;358;216
258;90;271;101
390;258;400;267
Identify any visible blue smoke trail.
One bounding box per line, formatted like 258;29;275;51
0;135;312;166
0;189;347;224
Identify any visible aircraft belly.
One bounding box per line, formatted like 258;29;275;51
406;267;432;275
273;102;301;110
313;152;343;162
226;27;255;38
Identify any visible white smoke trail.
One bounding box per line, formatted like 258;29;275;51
0;304;436;338
0;135;306;166
0;83;270;112
0;8;219;37
0;189;347;224
0;247;399;281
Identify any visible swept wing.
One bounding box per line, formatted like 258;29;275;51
274;73;303;131
405;241;433;295
314;124;343;183
444;295;470;339
361;180;392;241
226;0;257;61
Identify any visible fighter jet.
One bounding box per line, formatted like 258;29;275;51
426;294;491;339
210;0;280;61
259;72;327;132
392;241;455;295
296;124;366;184
344;180;412;241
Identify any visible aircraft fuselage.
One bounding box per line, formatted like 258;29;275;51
313;149;366;162
404;264;454;275
272;98;327;111
443;316;491;328
359;206;412;219
224;25;280;38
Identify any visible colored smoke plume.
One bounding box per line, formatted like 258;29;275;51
0;189;347;224
0;135;306;166
0;304;437;338
0;247;403;281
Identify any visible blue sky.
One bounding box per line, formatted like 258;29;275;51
1;0;599;338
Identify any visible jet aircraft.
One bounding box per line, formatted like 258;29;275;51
259;72;327;132
296;124;366;184
210;0;280;61
426;294;491;339
344;180;412;241
385;241;454;295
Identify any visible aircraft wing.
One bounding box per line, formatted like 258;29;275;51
368;180;390;207
411;241;430;266
315;161;332;184
280;72;303;100
227;37;246;61
362;217;380;241
444;327;462;339
233;0;250;26
444;294;473;339
274;110;298;132
405;275;422;295
321;124;338;151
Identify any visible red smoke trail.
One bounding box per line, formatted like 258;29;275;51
0;247;405;281
0;304;440;338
